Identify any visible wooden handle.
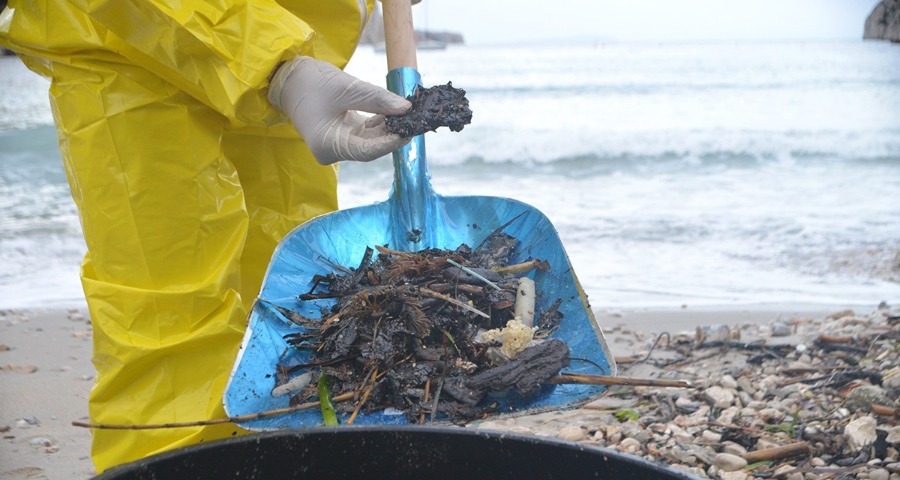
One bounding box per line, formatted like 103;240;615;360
382;0;417;70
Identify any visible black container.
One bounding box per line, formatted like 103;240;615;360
94;426;700;479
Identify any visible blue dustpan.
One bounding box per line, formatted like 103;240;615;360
223;0;615;430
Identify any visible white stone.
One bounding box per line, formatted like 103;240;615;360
886;426;900;445
721;442;748;457
704;386;735;408
844;416;877;452
720;375;738;389
716;406;740;425
719;471;748;480
870;469;890;480
557;425;587;442
771;320;791;336
747;401;768;411
619;437;641;454
759;407;785;423
714;452;748;472
739;407;758;418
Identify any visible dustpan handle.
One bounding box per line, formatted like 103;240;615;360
382;0;436;251
383;0;417;70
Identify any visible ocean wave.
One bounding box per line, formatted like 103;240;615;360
421;127;900;174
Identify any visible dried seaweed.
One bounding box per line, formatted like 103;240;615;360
272;231;567;424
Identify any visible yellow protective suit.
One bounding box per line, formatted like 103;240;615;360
0;0;374;471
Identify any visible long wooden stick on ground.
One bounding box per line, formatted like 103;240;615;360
744;441;811;463
72;391;358;430
73;373;690;430
550;372;692;388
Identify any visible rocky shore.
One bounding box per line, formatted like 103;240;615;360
473;306;900;479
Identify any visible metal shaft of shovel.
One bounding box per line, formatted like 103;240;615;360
383;0;439;251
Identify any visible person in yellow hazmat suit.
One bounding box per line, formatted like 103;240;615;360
0;0;412;472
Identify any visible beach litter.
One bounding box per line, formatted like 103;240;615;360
473;306;900;479
266;231;575;424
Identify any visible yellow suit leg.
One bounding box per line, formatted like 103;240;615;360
53;61;252;470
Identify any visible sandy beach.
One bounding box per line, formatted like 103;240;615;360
1;303;896;479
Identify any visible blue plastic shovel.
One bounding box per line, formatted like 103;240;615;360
224;0;615;430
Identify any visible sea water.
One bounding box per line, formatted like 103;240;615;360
1;41;898;309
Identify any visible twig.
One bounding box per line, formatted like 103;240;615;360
347;366;379;425
71;391;358;430
549;372;692;388
374;245;407;256
419;287;490;319
419;378;431;425
817;334;854;343
744;441;811;463
491;259;550;276
622;332;670;371
474;212;526;252
872;403;900;417
446;258;501;291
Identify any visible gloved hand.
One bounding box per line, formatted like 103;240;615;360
268;56;412;165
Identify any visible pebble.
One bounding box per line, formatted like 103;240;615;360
557;425;586;442
720;375;738;389
771;320;792;337
466;306;900;480
845;416;877;452
718;471;748;480
619;437;641;454
871;469;891;480
885;426;900;444
758;407;785;423
714;453;747;472
721;442;747;457
845;386;893;413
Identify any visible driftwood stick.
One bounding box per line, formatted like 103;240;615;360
72;391;358;430
816;334;854;343
419;378;431;425
549;372;692;388
419;287;490;319
872;403;900;417
743;441;811;463
491;259;550;276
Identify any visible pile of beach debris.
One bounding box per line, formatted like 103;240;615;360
268;231;569;424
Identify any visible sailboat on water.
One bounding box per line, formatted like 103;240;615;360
365;1;459;52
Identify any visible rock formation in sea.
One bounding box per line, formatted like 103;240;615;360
864;0;900;42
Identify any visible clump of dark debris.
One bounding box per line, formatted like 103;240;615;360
385;82;473;137
268;229;567;425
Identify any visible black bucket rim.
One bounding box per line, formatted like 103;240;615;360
94;424;702;480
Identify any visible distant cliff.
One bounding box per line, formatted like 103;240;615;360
864;0;900;42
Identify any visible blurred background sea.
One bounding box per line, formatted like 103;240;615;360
1;40;899;310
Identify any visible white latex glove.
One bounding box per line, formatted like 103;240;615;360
268;56;412;165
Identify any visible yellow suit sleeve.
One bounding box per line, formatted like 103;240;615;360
68;0;317;126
